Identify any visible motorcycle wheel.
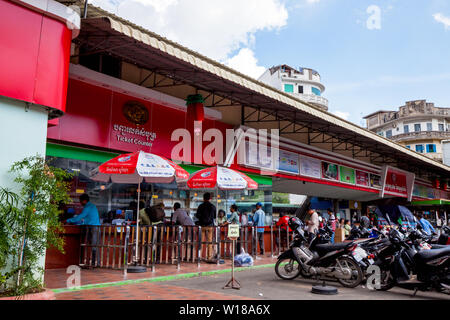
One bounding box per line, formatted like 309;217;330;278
377;269;396;291
275;258;301;280
334;256;363;288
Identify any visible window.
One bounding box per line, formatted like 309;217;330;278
284;84;294;93
298;86;303;94
406;145;411;149
403;125;409;133
386;130;393;138
427;123;432;131
79;50;122;78
377;132;384;137
415;145;424;153
414;124;421;132
426;144;437;153
439;124;445;132
311;87;321;96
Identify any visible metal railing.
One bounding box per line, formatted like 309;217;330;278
79;225;294;270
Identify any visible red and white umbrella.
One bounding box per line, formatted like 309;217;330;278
90;151;189;183
187;166;258;190
89;151;189;272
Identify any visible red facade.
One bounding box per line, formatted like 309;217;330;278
0;0;72;112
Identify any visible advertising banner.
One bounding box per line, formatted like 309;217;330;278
356;170;370;186
339;166;356;184
370;174;382;189
300;156;321;178
322;162;339;181
380;165;415;201
277;150;299;174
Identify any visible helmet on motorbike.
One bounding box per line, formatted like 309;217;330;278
288;217;303;230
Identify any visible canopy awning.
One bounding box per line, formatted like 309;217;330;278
64;1;450;180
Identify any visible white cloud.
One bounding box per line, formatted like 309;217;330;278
433;13;450;29
306;0;320;3
225;48;266;79
90;0;288;62
331;111;350;120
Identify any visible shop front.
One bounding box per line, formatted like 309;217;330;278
44;65;278;268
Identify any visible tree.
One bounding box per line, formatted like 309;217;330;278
0;155;72;296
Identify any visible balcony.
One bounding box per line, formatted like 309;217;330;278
289;93;328;110
390;131;450;143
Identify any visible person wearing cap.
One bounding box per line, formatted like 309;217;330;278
252;202;266;255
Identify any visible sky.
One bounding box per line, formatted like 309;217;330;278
90;0;450;126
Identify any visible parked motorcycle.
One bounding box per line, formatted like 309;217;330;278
275;217;364;288
375;227;450;294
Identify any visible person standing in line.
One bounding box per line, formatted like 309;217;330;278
327;208;337;243
240;211;249;227
252;202;266;255
418;212;436;236
66;193;101;267
224;204;241;254
196;193;217;262
172;202;194;226
344;219;351;238
138;201;151;226
217;209;227;226
360;211;371;229
306;208;319;234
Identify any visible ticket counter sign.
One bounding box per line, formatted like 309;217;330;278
228;224;240;239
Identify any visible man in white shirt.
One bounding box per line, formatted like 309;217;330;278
172;202;194;226
307;208;319;234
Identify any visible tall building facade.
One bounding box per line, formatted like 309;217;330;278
258;64;328;110
364;100;450;163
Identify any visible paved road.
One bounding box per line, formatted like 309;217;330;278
167;267;450;300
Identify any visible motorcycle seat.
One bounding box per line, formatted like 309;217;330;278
414;246;450;263
314;242;354;254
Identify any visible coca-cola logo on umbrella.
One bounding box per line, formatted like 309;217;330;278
118;155;131;162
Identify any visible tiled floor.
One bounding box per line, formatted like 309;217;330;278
45;256;277;289
55;282;254;300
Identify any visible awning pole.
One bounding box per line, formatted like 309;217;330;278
84;0;89;19
135;181;141;264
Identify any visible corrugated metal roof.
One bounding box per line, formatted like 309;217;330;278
60;1;450;176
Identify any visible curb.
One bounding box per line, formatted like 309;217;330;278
0;289;55;300
52;262;277;294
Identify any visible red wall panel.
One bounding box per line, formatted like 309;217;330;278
0;0;72;112
49;79;233;163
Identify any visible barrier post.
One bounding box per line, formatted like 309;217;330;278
197;226;202;268
177;226;182;270
216;226;221;265
270;225;274;257
123;225;130;278
151;226;157;272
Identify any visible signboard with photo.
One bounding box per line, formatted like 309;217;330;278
300;156;321;178
322;162;339;181
339;166;356;184
356;170;370;186
370;174;382;189
276;150;299;174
